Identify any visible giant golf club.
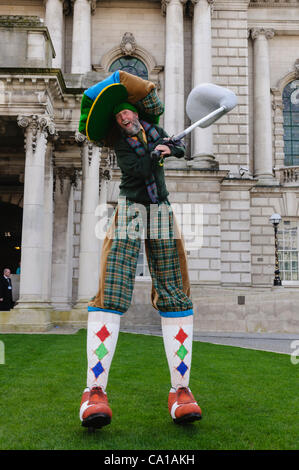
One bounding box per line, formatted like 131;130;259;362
151;83;237;159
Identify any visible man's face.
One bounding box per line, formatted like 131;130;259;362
4;269;10;277
115;109;140;136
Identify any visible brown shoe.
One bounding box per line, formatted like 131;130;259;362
80;386;112;429
168;387;202;424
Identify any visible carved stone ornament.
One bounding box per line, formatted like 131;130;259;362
68;0;96;14
161;0;188;15
251;27;275;40
190;0;214;4
17;114;57;152
120;32;137;56
75;131;87;145
54;166;79;194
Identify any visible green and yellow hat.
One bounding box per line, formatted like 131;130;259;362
79;70;164;144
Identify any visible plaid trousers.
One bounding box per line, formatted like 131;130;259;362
89;198;193;317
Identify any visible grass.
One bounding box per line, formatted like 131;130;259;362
0;330;297;450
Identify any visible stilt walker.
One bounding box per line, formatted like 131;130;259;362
77;71;205;430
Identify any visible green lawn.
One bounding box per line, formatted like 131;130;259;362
0;330;297;450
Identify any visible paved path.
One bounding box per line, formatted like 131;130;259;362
21;325;299;356
120;327;299;355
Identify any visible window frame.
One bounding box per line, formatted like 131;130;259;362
277;219;299;285
283;80;299;167
109;56;149;80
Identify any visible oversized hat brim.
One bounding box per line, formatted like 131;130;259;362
80;70;164;144
86;83;128;143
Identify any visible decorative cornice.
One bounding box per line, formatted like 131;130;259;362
0;15;43;28
249;0;299;7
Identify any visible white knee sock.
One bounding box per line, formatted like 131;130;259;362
161;315;193;391
86;310;121;391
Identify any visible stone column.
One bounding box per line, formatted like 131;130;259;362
44;0;64;69
12;115;55;330
251;28;277;184
75;135;101;308
71;0;94;73
189;0;217;169
51;168;76;309
163;0;187;169
42;141;55;302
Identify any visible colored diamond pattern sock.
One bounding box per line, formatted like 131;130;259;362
86;310;121;391
161;315;193;390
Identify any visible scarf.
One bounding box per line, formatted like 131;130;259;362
124;120;161;204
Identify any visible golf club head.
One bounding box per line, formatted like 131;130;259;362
186;83;237;128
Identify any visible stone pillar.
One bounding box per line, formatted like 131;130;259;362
163;0;187;169
16;115;56;305
71;0;94;73
75;135;101;307
251;28;276;184
42;141;55;302
12;115;55;331
189;0;217;169
44;0;64;69
51;168;75;309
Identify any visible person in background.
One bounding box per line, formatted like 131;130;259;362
0;268;14;311
16;262;21;275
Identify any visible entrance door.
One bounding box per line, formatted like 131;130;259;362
0;202;22;274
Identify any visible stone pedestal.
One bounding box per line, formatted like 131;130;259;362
0;306;52;333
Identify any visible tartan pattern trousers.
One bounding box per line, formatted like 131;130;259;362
89;198;193;317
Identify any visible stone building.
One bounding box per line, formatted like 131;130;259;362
0;0;298;333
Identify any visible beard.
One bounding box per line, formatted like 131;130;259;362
122;116;141;136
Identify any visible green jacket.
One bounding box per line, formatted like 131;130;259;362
114;125;185;204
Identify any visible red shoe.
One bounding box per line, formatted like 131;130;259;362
168;387;202;424
80;386;112;429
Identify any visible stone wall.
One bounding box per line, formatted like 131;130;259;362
0;15;54;68
220;181;253;285
212;3;250;175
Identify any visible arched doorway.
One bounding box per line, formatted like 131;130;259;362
0;202;22;274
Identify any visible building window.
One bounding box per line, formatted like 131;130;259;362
109;56;148;80
277;220;299;282
283;80;299;166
